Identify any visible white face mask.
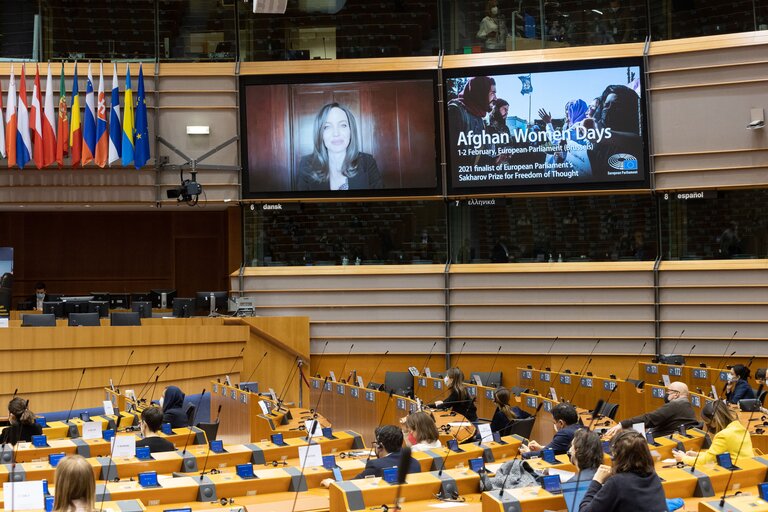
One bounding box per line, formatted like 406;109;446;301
36;293;45;299
491;6;498;15
159;397;164;408
727;374;735;383
443;376;451;385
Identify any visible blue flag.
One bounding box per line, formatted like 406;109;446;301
134;64;150;169
519;74;533;95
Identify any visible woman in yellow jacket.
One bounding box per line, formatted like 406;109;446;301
672;400;753;466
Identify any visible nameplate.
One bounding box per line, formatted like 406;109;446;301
645;365;658;374
693;369;708;379
580;377;593;388
539;373;551;382
668;367;682;377
396;398;406;410
350;388;359;399
365;391;374;402
336;384;345;395
520;370;533;380
603;381;617;391
651;387;665;399
559;375;571;385
525;396;537;408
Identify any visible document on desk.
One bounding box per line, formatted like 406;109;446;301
429;502;468;508
548;468;576;482
448;422;473;428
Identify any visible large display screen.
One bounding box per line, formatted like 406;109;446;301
241;72;440;199
445;58;648;193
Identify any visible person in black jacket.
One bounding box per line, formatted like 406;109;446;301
161;386;189;428
0;397;43;445
579;430;667;512
489;387;527;436
136;406;175;453
725;364;756;404
606;381;697;437
520;402;580;459
430;367;477;422
354;425;421;479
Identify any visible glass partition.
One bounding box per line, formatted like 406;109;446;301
158;0;236;61
244;200;448;267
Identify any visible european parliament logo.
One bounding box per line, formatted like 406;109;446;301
608;153;638;171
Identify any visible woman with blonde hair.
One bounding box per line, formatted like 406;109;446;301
0;397;42;445
53;455;95;512
673;399;753;465
404;411;442;452
429;367;477;421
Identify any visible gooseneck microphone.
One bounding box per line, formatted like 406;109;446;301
668;329;685;356
538;337;558;371
135;366;160;401
114;350;135;394
180;389;206;458
715;331;738;370
420;341;438;376
453;341;467;368
339;344;354;383
486;346;503;386
366;350;390;388
275;356;301;411
199;404;223;480
241;351;268;385
314;341;329;378
361;390;396;469
224;347;245;378
65;368;87;427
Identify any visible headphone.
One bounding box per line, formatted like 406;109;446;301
220;498;234;506
434;490;464;502
265;460;288;467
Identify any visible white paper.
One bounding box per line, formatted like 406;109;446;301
661;374;671;386
3;481;44;510
474;374;483;387
632;422;646;435
447;422;473;428
408;366;419;377
548;468;576;482
711;385;719;399
253;0;288;14
549;387;558;402
0;318;8;328
484;462;503;473
82;421;103;440
329;371;337;382
258;400;270;415
110;435;136;458
269;388;277;402
429;503;466;508
425;368;432;378
357;376;364;388
305;419;322;438
103;400;115;416
297;444;323;467
477;423;493;442
125;389;136;401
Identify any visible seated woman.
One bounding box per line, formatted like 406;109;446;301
297;103;382;191
403;411;442;452
53;455;95;512
161;386;189;428
490;388;527;436
725;364;756;404
568;429;603;482
0;397;42;445
428;367;477;422
673;399;753;466
579;430;667;512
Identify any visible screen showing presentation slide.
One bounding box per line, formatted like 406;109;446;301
445;58;648;193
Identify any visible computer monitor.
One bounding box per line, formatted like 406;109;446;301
90;292;110;303
131;301;153;318
46;294;64;302
109;293;130;309
22;314;56;327
68;312;101;327
172;298;195;318
383;371;414;397
88;301;110;317
195;291;229;315
131;292;151;304
42;301;64;318
62;299;92;317
110;312;142;326
150;289;177;309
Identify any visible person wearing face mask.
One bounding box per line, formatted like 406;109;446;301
136;406;175;453
605;381;696;438
161;385;189;428
428;367;478;422
519;402;580;459
29;281;49;310
489;387;528;436
355;425;421;478
725;364;756;404
403;411;442;452
567;429;603;481
477;0;508;51
672;399;753;466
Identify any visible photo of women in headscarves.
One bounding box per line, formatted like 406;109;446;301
539;98;593;176
447;76;497;166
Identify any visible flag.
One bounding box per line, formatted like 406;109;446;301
16;64;32;169
519;74;533;95
70;63;81;167
94;63;108;167
134;64;149;169
43;63;57;167
82;63;96;165
6;65;17;167
30;64;43;168
121;64;134;166
56;63;69;167
108;62;121;165
0;78;5;159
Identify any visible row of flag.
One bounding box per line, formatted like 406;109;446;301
0;62;150;169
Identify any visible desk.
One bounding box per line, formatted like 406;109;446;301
144;490;329;512
699;494;768;511
639;361;729;394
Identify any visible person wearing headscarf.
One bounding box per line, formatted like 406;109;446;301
538;98;593;177
161;386;189;428
448;76;497;167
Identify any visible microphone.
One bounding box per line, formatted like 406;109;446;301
719;384;764;507
420;341;438;376
290;377;330;512
720;351;738;399
339;344;355;382
275;356;301;410
98;402;123;512
537;337;558;371
715;331;738;370
746;355;755;368
148;363;172;402
686;344;697;360
555;354;570;375
314;341;329;377
199;405;223;480
366;350;390;388
565;340;601;403
65;369;87;433
485;346;503;387
361;390;396;469
568;399;605;511
224;347;245;379
391;447;412;510
453;342;467;368
180;389;206;458
114;350;135;394
600;342;648;422
241;351;268;385
668;329;685;356
135;366;160;402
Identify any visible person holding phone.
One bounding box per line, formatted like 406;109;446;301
672;399;753;466
519;402;580;459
